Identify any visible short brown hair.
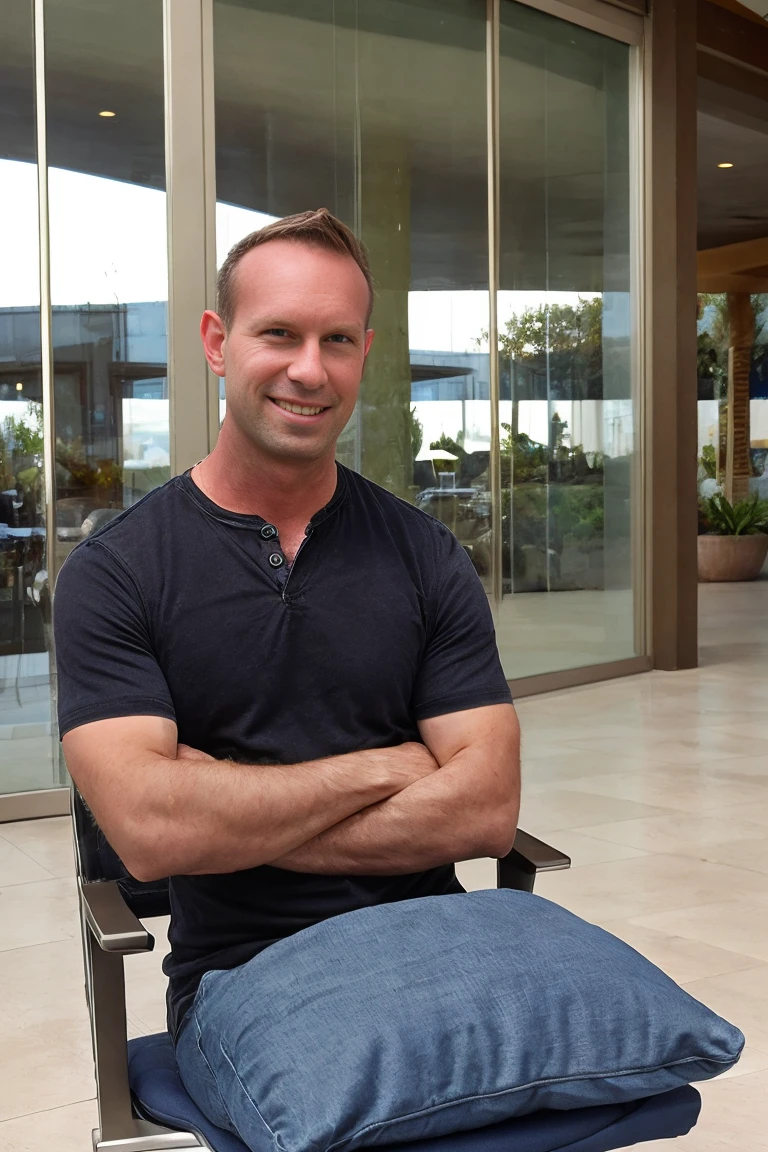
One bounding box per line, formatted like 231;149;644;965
216;208;375;330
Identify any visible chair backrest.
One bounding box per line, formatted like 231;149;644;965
71;787;172;919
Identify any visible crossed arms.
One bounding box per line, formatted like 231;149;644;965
62;703;520;882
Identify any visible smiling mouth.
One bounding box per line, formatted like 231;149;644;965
271;399;328;417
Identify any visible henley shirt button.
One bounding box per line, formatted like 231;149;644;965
268;552;284;568
260;524;278;539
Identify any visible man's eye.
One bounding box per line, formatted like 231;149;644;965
327;334;352;344
265;328;290;338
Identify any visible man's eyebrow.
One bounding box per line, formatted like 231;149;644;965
249;318;362;334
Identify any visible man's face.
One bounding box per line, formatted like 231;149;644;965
202;239;373;465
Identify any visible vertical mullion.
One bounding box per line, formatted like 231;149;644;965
201;0;220;449
34;0;56;585
164;0;215;474
487;0;502;609
629;41;648;658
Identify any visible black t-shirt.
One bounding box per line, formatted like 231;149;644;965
54;465;512;1037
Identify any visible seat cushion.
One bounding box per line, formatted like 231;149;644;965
128;1033;701;1152
185;890;740;1152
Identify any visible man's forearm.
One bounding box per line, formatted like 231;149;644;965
271;747;519;875
65;718;438;882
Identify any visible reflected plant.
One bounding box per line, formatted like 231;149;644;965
55;437;122;492
5;402;44;458
476;297;603;400
410;405;423;459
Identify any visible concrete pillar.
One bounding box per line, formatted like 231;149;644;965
359;135;413;500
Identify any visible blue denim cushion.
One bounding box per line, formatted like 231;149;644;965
193;890;742;1152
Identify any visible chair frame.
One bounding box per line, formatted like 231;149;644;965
73;789;571;1152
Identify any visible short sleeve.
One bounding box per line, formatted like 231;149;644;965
54;539;176;738
411;533;512;721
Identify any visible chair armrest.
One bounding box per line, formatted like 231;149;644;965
497;829;571;893
81;880;155;954
512;829;571;873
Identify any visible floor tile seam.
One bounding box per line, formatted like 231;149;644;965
600;886;768;921
543;783;768;811
678;961;768;987
568;820;768;847
0;935;80;961
0;930;77;954
568;847;768;877
0;1094;96;1125
552;742;768;766
0;857;61;886
566;826;768;851
624;908;768;953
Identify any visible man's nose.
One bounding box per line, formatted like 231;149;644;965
286;340;328;389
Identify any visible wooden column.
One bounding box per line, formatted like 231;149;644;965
649;0;699;670
725;292;754;503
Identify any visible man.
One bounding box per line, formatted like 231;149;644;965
54;208;520;1136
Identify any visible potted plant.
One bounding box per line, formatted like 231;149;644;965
698;492;768;582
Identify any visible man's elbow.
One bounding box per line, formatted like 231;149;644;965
115;816;177;883
479;799;519;859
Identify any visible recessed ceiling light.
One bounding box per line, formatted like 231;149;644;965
15;382;23;391
99;110;116;118
717;162;734;169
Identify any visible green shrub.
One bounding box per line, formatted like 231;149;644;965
701;492;768;536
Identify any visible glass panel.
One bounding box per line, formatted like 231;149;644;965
0;2;57;792
45;0;169;582
497;5;639;677
213;0;492;589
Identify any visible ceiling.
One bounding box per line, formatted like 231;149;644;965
698;61;768;250
732;0;768;16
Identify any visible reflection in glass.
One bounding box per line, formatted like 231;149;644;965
213;0;492;587
497;6;639;677
45;0;169;581
0;6;57;792
697;293;768;504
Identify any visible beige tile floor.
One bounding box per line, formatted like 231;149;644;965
0;578;766;1150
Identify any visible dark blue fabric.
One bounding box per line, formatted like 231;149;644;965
128;1034;701;1152
171;889;738;1152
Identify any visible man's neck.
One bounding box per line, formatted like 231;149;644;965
191;424;338;529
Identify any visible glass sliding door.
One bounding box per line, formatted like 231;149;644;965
0;0;57;795
496;3;641;679
213;0;494;590
45;0;170;587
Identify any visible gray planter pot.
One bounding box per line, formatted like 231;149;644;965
697;533;768;582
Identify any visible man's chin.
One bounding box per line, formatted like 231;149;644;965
260;432;337;465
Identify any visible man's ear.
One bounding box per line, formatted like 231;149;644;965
363;328;375;360
201;310;227;377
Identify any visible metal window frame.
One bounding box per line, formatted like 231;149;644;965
493;0;651;692
164;0;219;475
507;0;643;42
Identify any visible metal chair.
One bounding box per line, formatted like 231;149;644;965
72;789;701;1152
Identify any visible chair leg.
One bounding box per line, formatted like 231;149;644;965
497;854;536;893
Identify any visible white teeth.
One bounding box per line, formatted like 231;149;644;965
275;400;324;416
